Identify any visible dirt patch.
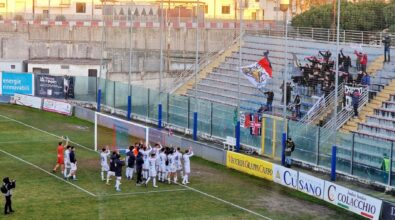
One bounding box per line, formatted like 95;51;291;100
66;124;90;131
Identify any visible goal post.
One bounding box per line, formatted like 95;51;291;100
94;112;149;151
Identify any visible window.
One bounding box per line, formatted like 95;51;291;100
10;65;15;70
76;2;86;13
204;5;208;14
222;5;230;14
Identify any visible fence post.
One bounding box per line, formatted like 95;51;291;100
327;29;330;42
361;32;364;45
166;93;170;124
147;89;150;119
97;89;101;112
187;97;191;129
316;127;320;165
158;104;162;129
127;95;131;121
331;145;337;181
350;133;355;175
311;28;314;39
389;142;393;186
193;112;198;141
210;102;213;137
281;132;287;166
235;121;240;152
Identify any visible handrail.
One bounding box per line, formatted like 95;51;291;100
320;86;369;142
299;82;344;125
166;34;242;94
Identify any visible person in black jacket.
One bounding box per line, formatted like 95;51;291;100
126;146;135;180
2;177;15;215
135;151;144;186
106;151;117;185
114;154;125;192
382;35;391;63
66;146;77;181
264;91;274;112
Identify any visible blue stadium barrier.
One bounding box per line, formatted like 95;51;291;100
193;112;198;141
127;95;131;121
158;103;162;129
236;121;240;152
97;89;102;112
331;145;337;181
282;132;287;166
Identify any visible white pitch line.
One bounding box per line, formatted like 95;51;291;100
0;114;97;153
0;149;96;197
99;188;189;197
177;183;273;220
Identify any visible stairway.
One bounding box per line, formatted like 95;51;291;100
174;41;241;95
367;55;384;76
340;79;395;133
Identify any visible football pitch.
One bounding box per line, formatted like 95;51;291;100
0;104;363;220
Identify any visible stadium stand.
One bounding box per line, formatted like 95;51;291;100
175;34;382;119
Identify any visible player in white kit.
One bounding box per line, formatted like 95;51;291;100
100;147;111;181
139;145;152;180
63;145;71;179
182;147;194;185
158;148;167;182
145;153;158;188
174;147;183;183
167;148;176;184
154;143;162;178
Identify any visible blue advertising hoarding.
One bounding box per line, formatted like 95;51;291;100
0;72;34;95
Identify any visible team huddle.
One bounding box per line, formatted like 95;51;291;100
100;141;194;191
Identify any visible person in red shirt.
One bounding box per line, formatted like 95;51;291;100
52;138;68;174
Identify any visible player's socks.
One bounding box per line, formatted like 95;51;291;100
182;175;187;184
153;178;157;187
167;177;171;184
174;175;178;183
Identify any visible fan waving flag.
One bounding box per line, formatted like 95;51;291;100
240;56;273;89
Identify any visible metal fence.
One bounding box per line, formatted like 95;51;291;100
72;75;395;188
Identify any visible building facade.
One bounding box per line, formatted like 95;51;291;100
0;0;286;21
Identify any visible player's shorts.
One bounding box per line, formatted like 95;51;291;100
101;164;109;172
159;164;166;172
149;169;157;177
143;162;149;170
176;163;182;171
170;164;176;173
70;163;77;171
57;157;64;164
107;171;115;177
184;165;191;174
65;162;71;169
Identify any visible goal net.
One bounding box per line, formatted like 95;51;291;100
94;112;150;152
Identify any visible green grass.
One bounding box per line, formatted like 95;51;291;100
0;104;364;220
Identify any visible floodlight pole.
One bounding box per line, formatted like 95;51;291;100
194;0;199;110
280;1;289;132
238;1;243;114
333;0;340;134
128;2;133;97
159;0;164;100
99;0;106;85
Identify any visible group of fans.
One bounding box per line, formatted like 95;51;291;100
101;142;194;191
292;49;370;98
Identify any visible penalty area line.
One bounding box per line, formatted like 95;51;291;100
99;188;189;197
0;114;97;153
0;149;96;197
177;183;273;220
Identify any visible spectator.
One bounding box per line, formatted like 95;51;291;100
382;35;391;63
264;91;274;112
355;51;368;73
285;138;295;168
381;153;390;184
2;177;15;215
361;72;371;86
352;89;360;118
294;95;301;118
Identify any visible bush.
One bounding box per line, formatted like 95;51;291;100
292;1;388;31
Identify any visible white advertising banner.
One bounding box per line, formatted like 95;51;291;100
297;172;325;199
273;164;298;190
324;182;382;220
43;99;72;116
14;94;42;109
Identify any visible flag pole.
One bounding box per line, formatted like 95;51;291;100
281;1;289;132
333;0;340;135
159;0;164;101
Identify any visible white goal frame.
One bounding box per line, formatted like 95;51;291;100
94;112;149;151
